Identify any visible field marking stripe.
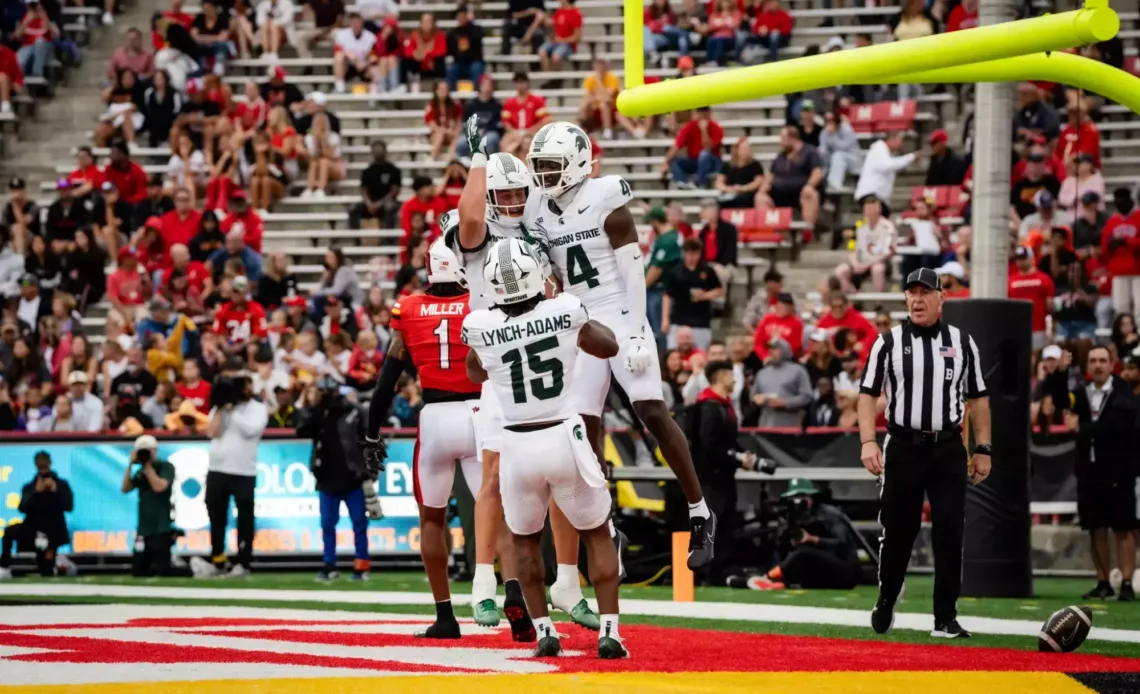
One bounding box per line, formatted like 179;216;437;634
0;672;1089;694
3;584;1139;644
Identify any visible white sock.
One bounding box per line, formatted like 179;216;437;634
472;564;496;598
533;616;555;638
599;614;619;640
555;564;580;589
688;498;710;520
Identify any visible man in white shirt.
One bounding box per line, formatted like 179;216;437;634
66;371;105;432
16;274;47;335
333;13;377;94
193;361;268;578
853;131;916;216
832;194;896;293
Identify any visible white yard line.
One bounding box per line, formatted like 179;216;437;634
3;583;1139;644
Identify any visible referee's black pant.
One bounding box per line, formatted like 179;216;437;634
205;471;256;569
878;433;967;624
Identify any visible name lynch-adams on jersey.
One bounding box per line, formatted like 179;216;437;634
480;312;573;345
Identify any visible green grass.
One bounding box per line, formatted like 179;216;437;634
16;571;1140;629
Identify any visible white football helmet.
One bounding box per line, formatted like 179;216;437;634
427;236;467;288
526;121;593;198
486;152;530;221
483;237;546;306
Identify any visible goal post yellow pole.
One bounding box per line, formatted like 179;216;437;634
616;2;1119;118
877;52;1140;115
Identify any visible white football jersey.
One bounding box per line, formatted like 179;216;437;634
523;175;633;314
461;293;589;426
444;213;550;311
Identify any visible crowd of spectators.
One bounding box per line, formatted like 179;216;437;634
2;0;1139;445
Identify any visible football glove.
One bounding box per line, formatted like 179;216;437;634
624;334;654;373
362;480;384;520
463;115;486;158
362;436;387;479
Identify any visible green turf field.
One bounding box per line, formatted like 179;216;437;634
6;572;1139;657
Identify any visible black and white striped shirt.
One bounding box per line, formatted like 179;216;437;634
860;320;986;432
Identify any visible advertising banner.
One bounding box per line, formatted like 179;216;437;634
0;438;457;557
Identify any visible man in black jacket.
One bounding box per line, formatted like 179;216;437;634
1065;346;1139;601
0;451;74;579
296;377;373;582
446;5;485;90
686;360;756;583
747;478;862;590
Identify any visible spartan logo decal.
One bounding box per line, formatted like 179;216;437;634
572;128;589;154
573;423;584;441
439;210;456;232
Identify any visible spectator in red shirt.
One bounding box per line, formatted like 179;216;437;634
644;0;690;63
499;72;550;157
102;141;149;205
424;79;462;161
161;244;209;294
400;176;448;242
0;43;23;115
1101;200;1140;317
539;0;582;72
69;146;105;199
176;358;212;413
401;13;447;89
1054;104;1101;170
159;188;203;248
107;246;151;319
662;106;724;188
1007;246;1055;349
816;292;876;362
14;1;57;79
754;293;803;360
746;0;793;63
154;0;195;50
705;0;742;66
212;275;268;356
347;330;384;390
220;190;265;253
945;0;978;32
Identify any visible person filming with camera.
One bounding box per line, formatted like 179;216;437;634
296;376;378;581
191;357;267;578
121;435;190;577
746;478;862;591
0;451;74;580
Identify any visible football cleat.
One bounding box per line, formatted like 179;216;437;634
533;634;562;657
415;620;462;639
686;511;717;570
472;598;501;627
505;598;536;642
598;635;629;659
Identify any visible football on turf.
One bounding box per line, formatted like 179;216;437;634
1038;605;1093;652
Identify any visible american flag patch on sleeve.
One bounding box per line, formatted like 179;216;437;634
939;346;957;358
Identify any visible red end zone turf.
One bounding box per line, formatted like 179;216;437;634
4;619;1138;675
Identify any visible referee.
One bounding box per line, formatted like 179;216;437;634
856;267;992;639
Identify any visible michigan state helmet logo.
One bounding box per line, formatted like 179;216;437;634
573;424;584;441
572;128;589;154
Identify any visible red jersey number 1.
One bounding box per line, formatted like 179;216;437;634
433;318;450;369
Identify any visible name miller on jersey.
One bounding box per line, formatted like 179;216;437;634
477;312;573;346
547;228;602;247
418;302;467;317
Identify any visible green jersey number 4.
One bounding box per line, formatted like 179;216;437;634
566;245;601;288
501;336;564;404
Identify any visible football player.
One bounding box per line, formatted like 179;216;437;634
463;238;627;659
453;120;601;632
364;239;484;640
522;121;717;569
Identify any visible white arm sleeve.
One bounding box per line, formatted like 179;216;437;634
614;242;647;339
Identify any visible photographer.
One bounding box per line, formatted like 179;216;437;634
747;479;862;591
0;451;74;579
686;360;762;583
121;435;190;577
296;376;375;581
193;357;267;578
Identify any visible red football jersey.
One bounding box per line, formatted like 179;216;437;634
212;300;268;344
391;293;480;395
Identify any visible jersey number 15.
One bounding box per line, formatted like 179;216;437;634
502;336;564;403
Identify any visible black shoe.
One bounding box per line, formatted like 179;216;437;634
1082;582;1115;600
686;511;717;570
533;633;562;657
504;598;536;643
931;619;971;638
415;619;461;639
613;526;629;582
1118;581;1136;602
871;597;895;635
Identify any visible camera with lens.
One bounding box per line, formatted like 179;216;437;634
210;375;241;409
135;449;153;464
777;495;814;551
